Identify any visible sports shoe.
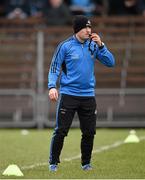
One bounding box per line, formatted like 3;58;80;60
49;164;58;172
82;164;92;171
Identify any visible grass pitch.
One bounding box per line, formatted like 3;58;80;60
0;128;145;179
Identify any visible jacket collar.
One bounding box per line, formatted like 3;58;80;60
73;35;88;45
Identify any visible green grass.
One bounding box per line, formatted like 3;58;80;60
0;128;145;179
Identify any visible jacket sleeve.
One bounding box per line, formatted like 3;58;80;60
48;43;66;89
95;44;115;67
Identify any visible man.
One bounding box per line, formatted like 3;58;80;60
43;0;72;26
48;15;115;172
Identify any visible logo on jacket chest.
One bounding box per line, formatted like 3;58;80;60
71;54;79;60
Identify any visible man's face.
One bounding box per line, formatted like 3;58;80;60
124;0;136;7
77;27;92;41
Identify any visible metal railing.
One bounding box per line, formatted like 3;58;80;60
0;89;36;128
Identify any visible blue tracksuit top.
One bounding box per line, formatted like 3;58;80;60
48;35;115;96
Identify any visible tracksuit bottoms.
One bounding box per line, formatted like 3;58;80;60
49;94;97;166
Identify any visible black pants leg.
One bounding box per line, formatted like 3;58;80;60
49;94;78;165
77;97;97;166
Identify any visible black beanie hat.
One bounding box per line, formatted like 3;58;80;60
73;15;91;34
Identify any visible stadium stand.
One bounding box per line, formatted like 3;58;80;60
0;16;145;128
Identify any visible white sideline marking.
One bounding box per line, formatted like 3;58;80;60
21;162;47;170
21;136;145;170
21;140;123;170
63;140;123;161
1;136;145;173
63;135;145;161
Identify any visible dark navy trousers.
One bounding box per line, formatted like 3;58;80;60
49;94;97;166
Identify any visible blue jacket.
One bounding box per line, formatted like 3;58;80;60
48;35;115;96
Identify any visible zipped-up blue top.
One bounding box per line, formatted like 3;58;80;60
48;35;115;97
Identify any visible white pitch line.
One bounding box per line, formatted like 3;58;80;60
139;136;145;141
63;140;123;161
21;162;48;170
64;135;145;162
21;140;125;170
2;136;145;172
